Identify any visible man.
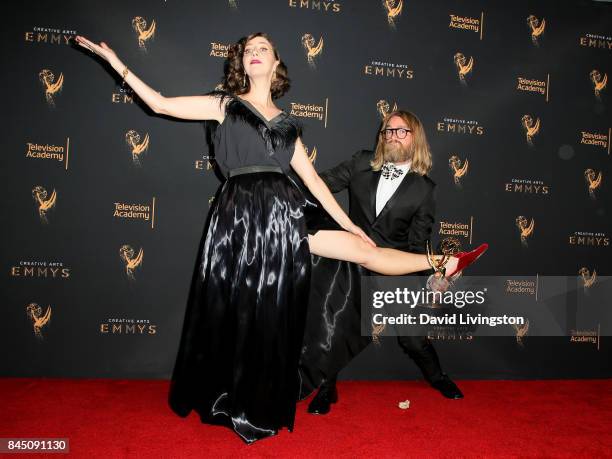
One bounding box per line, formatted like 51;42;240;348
299;110;463;415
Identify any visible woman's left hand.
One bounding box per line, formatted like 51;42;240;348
348;224;377;247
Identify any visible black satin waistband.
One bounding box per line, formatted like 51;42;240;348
228;165;283;177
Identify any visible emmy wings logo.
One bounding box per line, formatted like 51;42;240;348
132;16;156;51
32;186;57;223
228;0;238;8
377;99;398;119
119;245;143;280
516;216;535;246
584;168;602;199
304;145;317;163
301;34;323;68
578;267;597;289
590;69;607;99
383;0;403;27
26;302;51;339
521;114;540;146
512;319;529;347
453;52;474;84
526;15;545;46
449;155;468;187
39;69;64;107
125;129;150;166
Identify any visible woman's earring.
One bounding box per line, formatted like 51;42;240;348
243;74;246;87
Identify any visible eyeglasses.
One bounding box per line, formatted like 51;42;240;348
381;128;412;139
244;45;270;56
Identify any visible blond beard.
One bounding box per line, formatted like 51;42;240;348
382;140;412;163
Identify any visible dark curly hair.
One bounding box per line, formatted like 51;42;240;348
222;32;291;99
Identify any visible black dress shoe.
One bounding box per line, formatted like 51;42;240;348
431;375;464;399
307;385;338;415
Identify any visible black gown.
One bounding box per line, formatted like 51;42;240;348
168;91;337;444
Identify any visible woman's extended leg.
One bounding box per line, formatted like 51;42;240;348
307;230;457;276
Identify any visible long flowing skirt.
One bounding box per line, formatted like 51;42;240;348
168;171;313;444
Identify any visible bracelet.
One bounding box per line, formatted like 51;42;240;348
121;66;129;80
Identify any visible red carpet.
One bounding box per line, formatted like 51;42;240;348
1;378;610;458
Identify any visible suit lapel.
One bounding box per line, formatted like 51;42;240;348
368;170;381;223
373;171;418;225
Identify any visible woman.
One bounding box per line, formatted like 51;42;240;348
74;32;486;443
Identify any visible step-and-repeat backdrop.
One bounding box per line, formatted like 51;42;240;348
2;0;610;379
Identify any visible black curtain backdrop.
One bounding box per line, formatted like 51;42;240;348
2;0;611;379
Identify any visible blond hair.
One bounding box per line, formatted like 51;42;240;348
371;110;432;176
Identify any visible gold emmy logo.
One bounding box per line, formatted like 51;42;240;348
301;34;324;67
526;15;545;45
521;114;540;146
39;69;64;107
229;0;238;8
584;168;602;199
383;0;403;27
132;16;156;51
590;69;607;98
125;129;150;166
119;245;143;280
377;99;398;119
516;216;535;246
453;52;474;84
449;155;469;186
32;186;57;223
578;267;597;289
512;319;529;346
305;145;317;163
26;303;51;338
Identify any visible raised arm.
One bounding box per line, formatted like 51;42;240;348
75;35;225;121
290;138;375;247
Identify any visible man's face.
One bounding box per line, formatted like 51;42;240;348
382;115;413;163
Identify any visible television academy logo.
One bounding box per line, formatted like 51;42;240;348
516;216;535;246
383;0;403;27
26;303;52;339
132;16;156;51
590;69;607;98
119;245;144;280
301;34;323;67
377;100;398;119
449;155;468;187
39;69;64;107
448;13;484;39
526;15;545;46
584;168;602;198
521;114;540;146
453;52;474;84
32;186;57;223
125;130;150;166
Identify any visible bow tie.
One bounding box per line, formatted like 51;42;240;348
381;162;405;180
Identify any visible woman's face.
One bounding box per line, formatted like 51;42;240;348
242;36;279;82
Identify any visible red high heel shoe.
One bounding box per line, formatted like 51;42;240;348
445;243;489;280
